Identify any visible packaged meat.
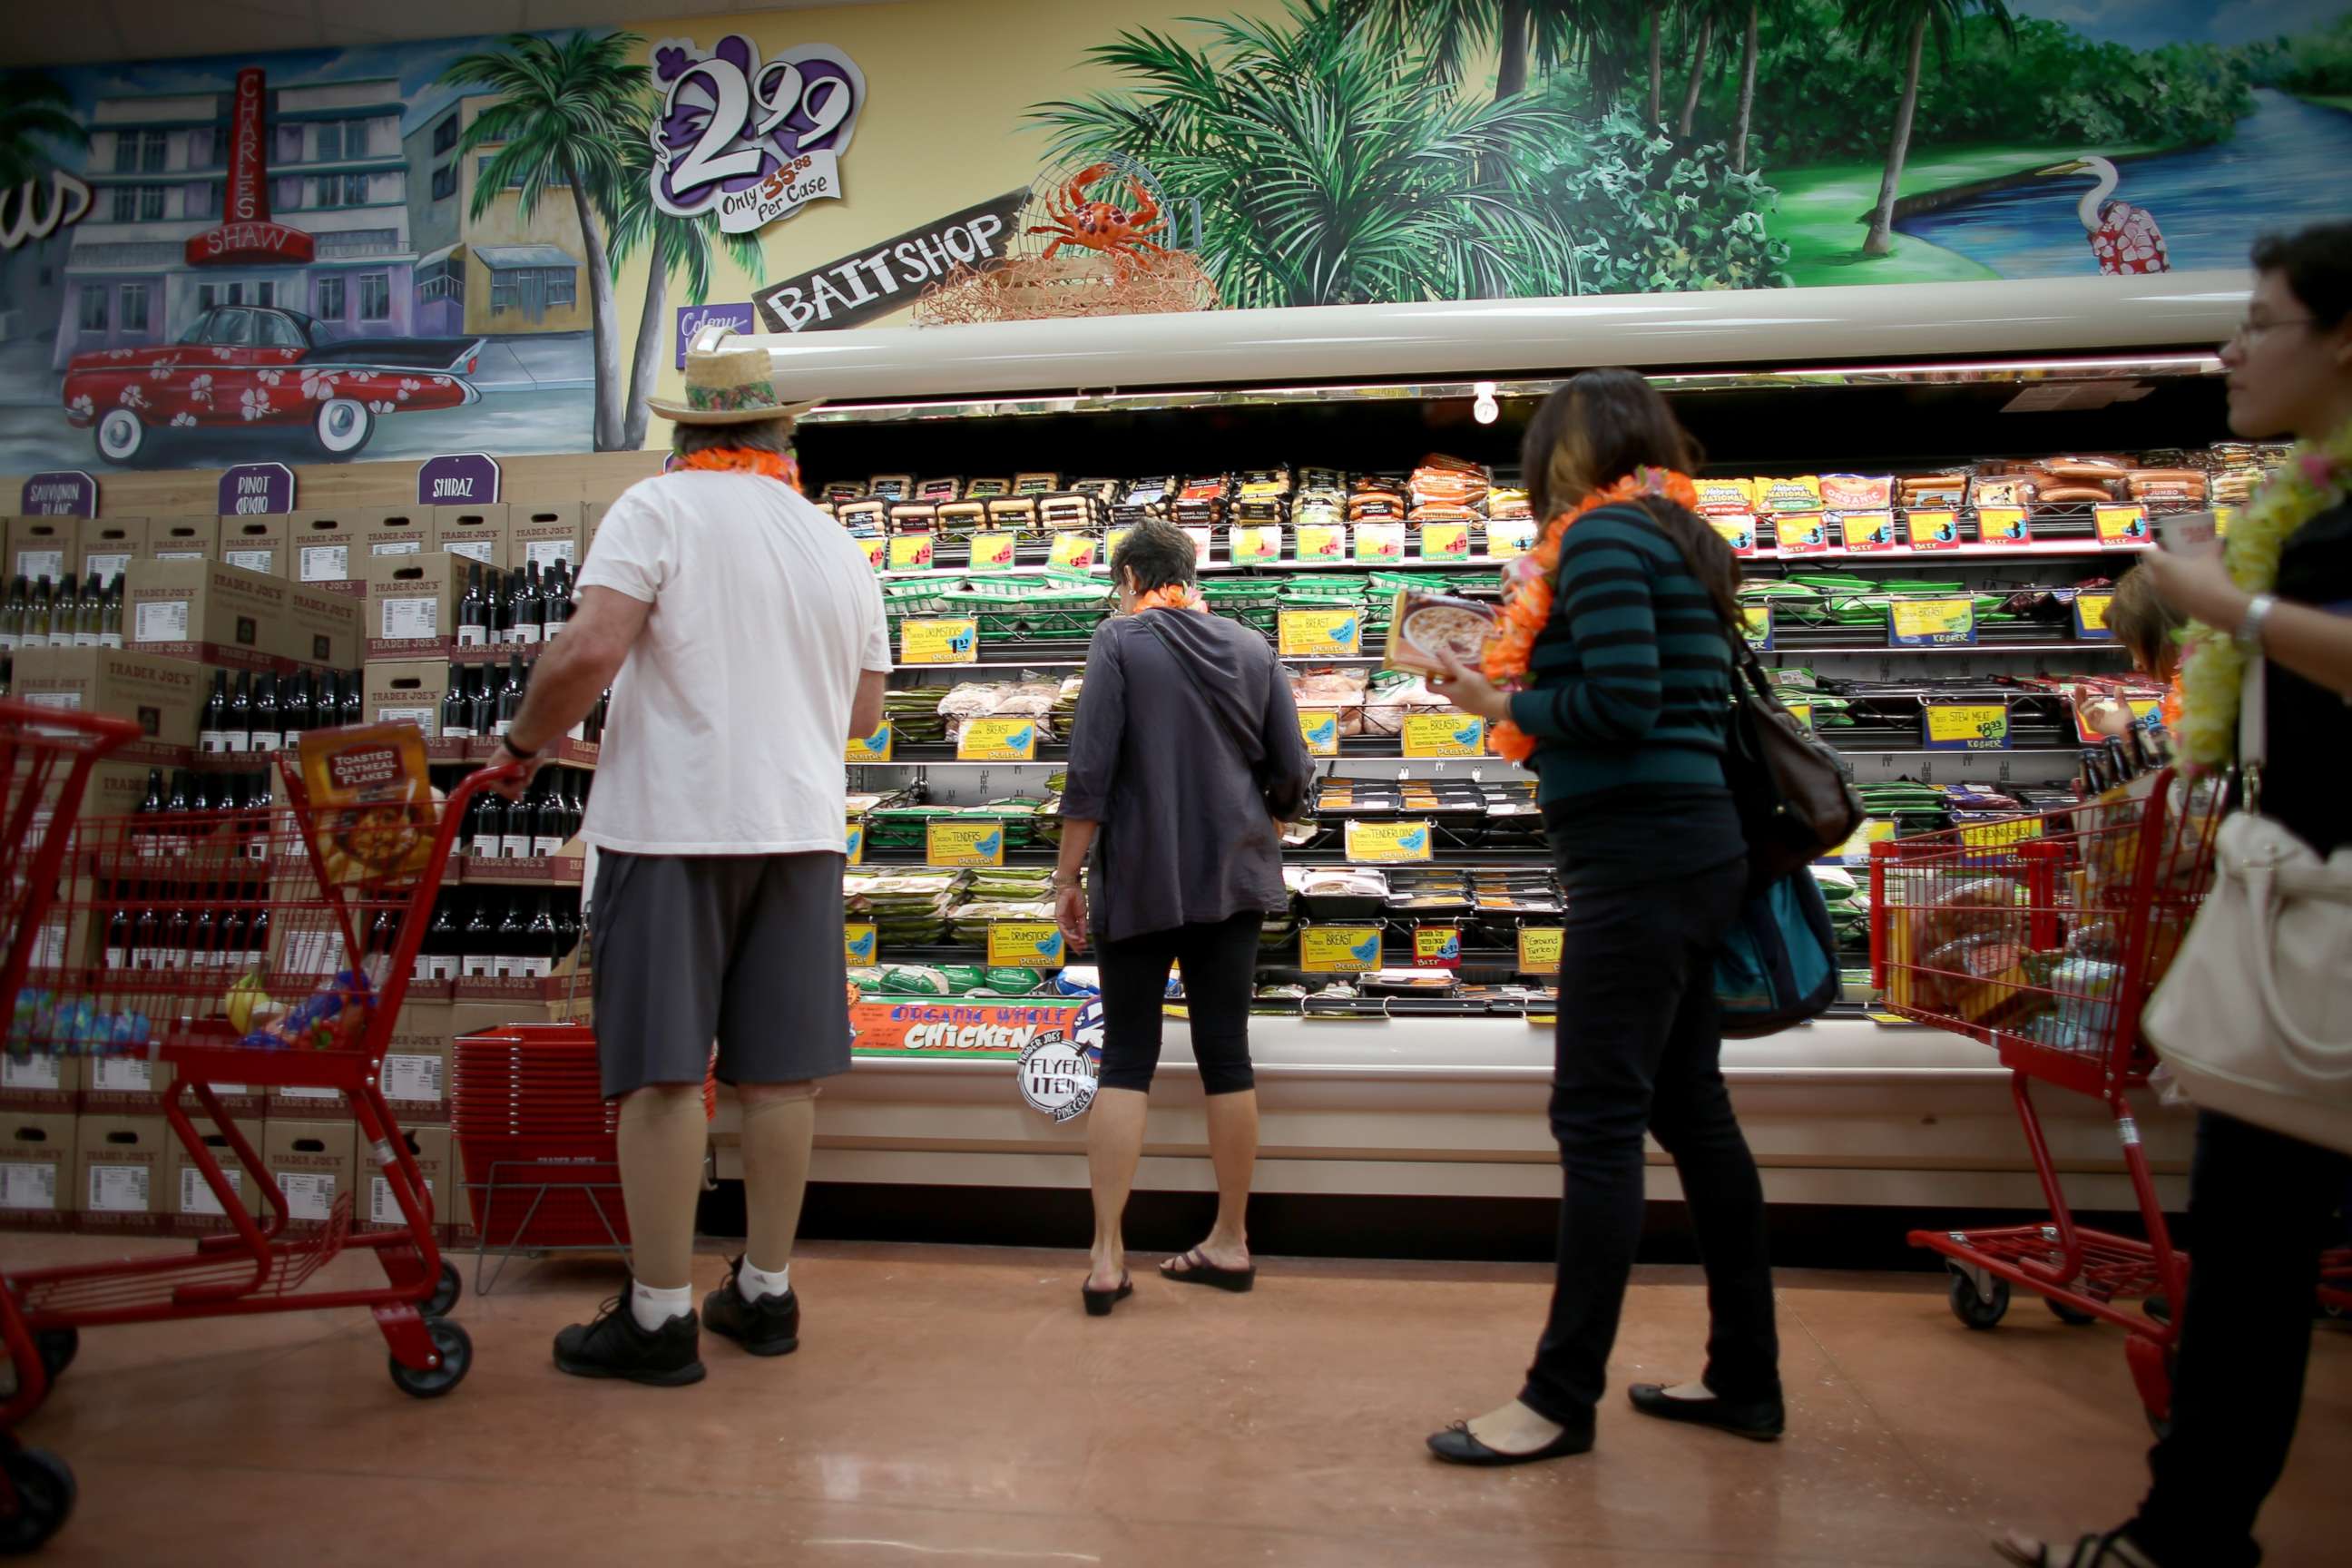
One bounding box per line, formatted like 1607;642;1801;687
1693;477;1755;514
1014;472;1061;495
965;478;1013;498
1755;475;1825;514
915;477;962;502
867;474;913;500
837;498;887;534
1819;475;1893;509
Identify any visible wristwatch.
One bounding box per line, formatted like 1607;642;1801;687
2234;593;2278;653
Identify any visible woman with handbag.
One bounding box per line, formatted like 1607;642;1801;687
1999;222;2352;1568
1054;520;1316;1316
1424;369;1784;1465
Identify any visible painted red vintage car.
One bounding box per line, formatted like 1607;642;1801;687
62;305;487;465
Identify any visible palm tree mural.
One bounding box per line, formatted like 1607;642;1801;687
1338;0;1636;107
1036;1;1579;309
1845;0;2014;256
0;73;86;319
440;31;648;451
606;99;768;452
1729;0;1798;173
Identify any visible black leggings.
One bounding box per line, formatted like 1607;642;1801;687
1094;911;1262;1095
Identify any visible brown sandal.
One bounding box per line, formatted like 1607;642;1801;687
1993;1529;2162;1567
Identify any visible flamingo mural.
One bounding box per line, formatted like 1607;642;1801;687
2036;155;2171;276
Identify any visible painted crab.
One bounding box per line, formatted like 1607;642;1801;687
1025;163;1169;270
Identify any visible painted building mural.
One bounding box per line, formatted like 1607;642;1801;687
0;0;2347;474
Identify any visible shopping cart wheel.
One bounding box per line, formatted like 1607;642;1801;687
425;1261;462;1319
387;1319;471;1400
2044;1298;2098;1328
0;1446;75;1556
1947;1268;2010;1329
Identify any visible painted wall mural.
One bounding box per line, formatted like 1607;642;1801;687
0;0;2346;475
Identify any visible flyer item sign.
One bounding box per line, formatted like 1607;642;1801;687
1905;510;1961;550
957;718;1038;761
1925;702;2011;750
1017;1027;1097;1122
1300;926;1385;973
1344;819;1433;863
2093;504;2152;547
845;923;878;965
1401;714;1485;758
901;618;978;664
847;723;893;763
986;921;1066;969
652;35;865;237
1297;710;1340;758
1279;608;1363;657
849;998;1087;1060
966;532;1017;572
1517;927;1565;975
1419;522;1471;560
1888;597;1976;647
926;819;1006;867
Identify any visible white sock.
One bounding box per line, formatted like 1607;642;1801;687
630;1279;693;1332
738;1257;791;1301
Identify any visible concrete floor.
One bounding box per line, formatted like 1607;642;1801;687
10;1233;2349;1566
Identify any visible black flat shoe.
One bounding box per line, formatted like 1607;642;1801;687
1627;1382;1785;1441
1426;1418;1594;1467
1161;1247;1254;1292
1082;1273;1132;1317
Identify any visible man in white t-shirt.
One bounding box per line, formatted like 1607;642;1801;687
481;345;887;1387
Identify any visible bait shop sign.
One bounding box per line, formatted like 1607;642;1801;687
649;34;865;235
753;190;1028;334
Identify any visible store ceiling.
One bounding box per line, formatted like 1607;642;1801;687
0;0;898;69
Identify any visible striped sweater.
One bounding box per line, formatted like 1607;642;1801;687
1506;503;1743;883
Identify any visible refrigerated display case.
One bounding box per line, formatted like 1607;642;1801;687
696;271;2251;1212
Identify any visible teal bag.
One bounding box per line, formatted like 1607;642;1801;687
1714;871;1840;1038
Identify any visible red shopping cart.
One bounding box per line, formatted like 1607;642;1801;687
1869;769;2229;1429
0;699;512;1553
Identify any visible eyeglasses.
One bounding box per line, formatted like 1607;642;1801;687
2228;315;2314;346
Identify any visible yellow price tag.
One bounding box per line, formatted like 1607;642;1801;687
1958;818;2043;849
1229;524;1281;563
1354;523;1406;563
1401;713;1485;758
1925;702;2010;750
956;717;1039;761
901;617;979;664
1300;926;1385;974
966;532;1018;572
886;534;935;571
985;921;1066;969
1344;818;1434;863
844;820;865;865
1295;524;1347;562
1419;522;1471;560
858;535;886;568
2075;592;2113;632
1413;926;1464;965
1833;818;1897;861
1048;533;1098;571
1278;607;1364;657
2128;697;2161;726
1887;597;1975;646
1104;526;1133;565
1975;505;2030;544
2214;505;2237;538
1297;709;1340;757
1786;701;1813;732
1486;521;1536;560
1517;927;1564;975
1839;509;1897;551
2093;504;2151;547
1709;514;1758;554
1904;509;1961;550
847;723;894;763
845;923;878;965
925;819;1006;867
1740;604;1773;650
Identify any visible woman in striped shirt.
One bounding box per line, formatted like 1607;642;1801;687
1426;369;1782;1466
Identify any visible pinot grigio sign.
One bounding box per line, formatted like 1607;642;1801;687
753;189;1027;333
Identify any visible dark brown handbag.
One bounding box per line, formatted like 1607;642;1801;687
1721;638;1866;890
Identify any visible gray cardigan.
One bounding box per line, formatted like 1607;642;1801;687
1060;609;1316;945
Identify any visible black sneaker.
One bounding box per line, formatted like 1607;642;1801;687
702;1257;801;1357
553;1293;706;1386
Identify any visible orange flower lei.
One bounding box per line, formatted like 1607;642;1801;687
671;446;802;492
1132;583;1207;614
1484;466;1701;763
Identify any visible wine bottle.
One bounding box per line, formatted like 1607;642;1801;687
502;783;536;858
100;574;123;649
340;668;363;727
469;794;503;860
524;894;559;978
542;561;572;640
250;671;281;753
104;906;132;968
45;576;74;648
492;653;524;738
163;768;192;856
533;778;566;856
0;573;24;652
222;671;252;753
246;906;271;968
26;575;52;647
188;892;218;973
510;562;543;647
440;663;474;740
494;894;530;979
217;905;250;971
456;560;488;649
161;902;190;972
131;903;162;970
200;671;230;753
417;896;461;982
488;565;513;644
460;893;496;978
74;572;103;648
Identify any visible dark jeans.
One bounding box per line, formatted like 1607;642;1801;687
2130;1111;2349;1567
1519;857;1781;1427
1094;911;1262;1095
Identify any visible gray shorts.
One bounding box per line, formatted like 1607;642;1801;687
590;851;853;1099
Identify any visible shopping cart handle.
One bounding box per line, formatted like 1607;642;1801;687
445;761;530;809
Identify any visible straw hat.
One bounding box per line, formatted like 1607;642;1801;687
646;345;822;425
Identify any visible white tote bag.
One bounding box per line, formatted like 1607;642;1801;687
2143;661;2352;1154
